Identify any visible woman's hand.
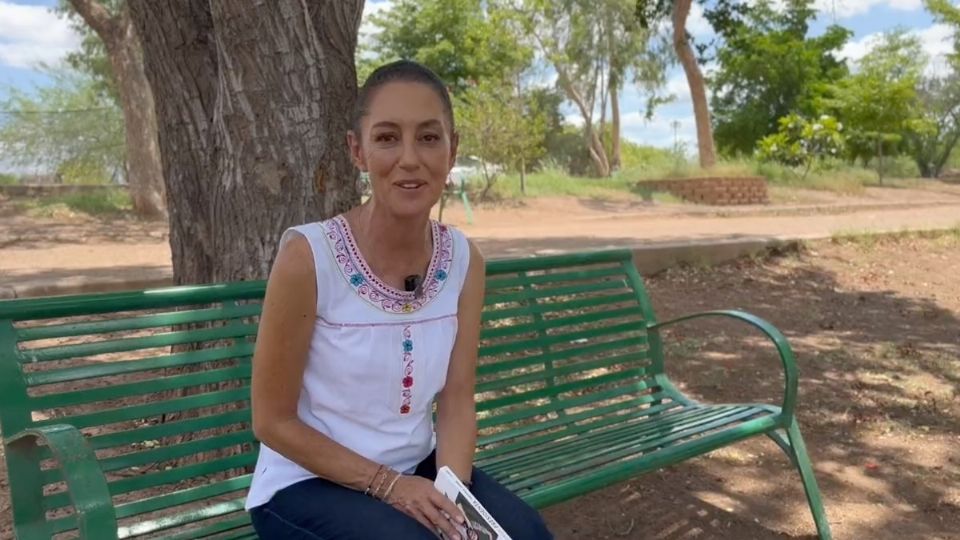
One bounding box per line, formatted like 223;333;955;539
385;475;466;539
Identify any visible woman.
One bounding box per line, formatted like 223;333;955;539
246;60;553;540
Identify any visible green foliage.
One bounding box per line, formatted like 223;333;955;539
706;0;851;155
754;159;871;193
455;81;547;197
521;0;668;176
0;173;18;185
821;30;925;180
17;188;131;217
55;0;124;104
0;70;125;180
368;0;532;92
488;168;637;200
757;114;846;180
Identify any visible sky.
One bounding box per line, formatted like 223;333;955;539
0;0;955;153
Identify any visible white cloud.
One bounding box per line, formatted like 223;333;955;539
812;0;924;19
837;23;955;72
687;3;713;38
359;0;393;45
0;1;81;69
621;111;697;148
666;73;691;101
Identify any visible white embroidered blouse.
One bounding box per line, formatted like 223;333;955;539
245;216;471;510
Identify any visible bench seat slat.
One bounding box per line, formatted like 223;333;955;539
45;452;257;514
25;343;255;386
30;364;250;409
482;405;742;476
477;397;682;460
117;499;246;539
43;451;257;518
47;478;251;535
494;406;768;490
21;323;258;363
475;351;652;393
478;379;654;429
116;475;251;521
16;303;262;342
164;515;253;540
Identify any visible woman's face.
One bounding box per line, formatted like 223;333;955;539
349;81;457;219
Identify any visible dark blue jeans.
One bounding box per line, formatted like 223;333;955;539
249;452;552;539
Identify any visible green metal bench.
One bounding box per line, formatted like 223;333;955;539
0;249;831;539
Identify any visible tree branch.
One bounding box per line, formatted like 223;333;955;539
67;0;119;43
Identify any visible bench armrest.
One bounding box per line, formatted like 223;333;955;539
647;309;798;418
8;424;118;540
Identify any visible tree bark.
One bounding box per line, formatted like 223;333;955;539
67;0;167;219
128;0;364;284
673;0;717;169
610;82;621;172
556;71;611;177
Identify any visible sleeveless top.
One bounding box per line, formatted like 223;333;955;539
245;216;471;510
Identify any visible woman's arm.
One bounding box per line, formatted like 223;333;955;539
435;239;486;482
251;234;379;491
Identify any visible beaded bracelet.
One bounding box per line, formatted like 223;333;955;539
372;467;391;499
363;465;385;496
380;471;402;502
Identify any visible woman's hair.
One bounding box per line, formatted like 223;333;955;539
352;60;455;136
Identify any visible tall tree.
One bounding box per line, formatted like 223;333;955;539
636;0;717;168
61;0;166;218
907;72;960;178
672;0;716;168
706;0;850;155
369;0;531;94
127;0;364;284
522;0;663;177
911;0;960;178
824;31;924;182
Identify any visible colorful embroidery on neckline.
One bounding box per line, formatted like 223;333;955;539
324;215;454;314
400;325;414;415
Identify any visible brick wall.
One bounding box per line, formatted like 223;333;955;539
639;176;769;206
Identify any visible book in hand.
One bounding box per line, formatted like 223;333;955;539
434;466;512;540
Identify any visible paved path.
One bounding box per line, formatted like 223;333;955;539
3;194;960;298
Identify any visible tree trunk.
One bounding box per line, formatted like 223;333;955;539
673;0;717;169
128;0;364;284
610;84;621;172
67;0;167;219
556;69;611;177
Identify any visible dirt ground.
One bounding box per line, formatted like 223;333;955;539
539;232;960;539
1;189;959;538
4;182;960;286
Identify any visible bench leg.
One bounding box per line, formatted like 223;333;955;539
784;418;832;540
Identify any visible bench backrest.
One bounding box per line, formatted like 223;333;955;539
0;249;659;538
477;250;661;460
0;282;266;539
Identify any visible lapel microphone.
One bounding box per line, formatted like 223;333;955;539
404;274;423;298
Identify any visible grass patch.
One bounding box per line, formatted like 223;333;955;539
830;226;960;246
486;169;637;200
16;188;132;217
